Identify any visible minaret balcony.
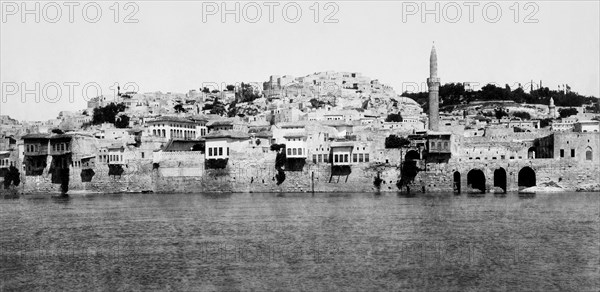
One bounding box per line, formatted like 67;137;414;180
427;77;440;84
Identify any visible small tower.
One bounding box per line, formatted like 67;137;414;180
427;43;440;131
549;97;556;118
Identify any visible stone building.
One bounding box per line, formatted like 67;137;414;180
146;116;207;140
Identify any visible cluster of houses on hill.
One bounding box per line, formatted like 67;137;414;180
1;71;599;193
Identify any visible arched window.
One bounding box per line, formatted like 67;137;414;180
586;147;593;161
528;147;536;159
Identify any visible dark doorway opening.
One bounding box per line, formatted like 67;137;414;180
405;150;420;161
518;167;536;188
493;168;507;193
467;169;486;193
453;171;461;194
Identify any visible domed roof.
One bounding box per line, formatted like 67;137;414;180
397;96;419;106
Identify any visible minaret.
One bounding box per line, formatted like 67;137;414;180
549;97;556;118
427;43;440;131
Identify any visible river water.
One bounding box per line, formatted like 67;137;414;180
1;192;598;291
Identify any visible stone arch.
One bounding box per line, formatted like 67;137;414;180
527;147;536;159
493;167;507;193
405;150;420;161
453;171;461;194
467;169;486;193
518;166;536;188
585;146;593;161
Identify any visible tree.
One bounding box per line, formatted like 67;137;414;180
439;83;465;106
202;87;211;93
310;98;327;108
92;103;126;125
512;111;531;120
397;160;420;194
3;165;20;188
236;83;261;103
373;173;383;189
495;108;508;120
115;115;130;128
174;103;187;113
203;98;226;116
540;118;552;128
559;108;578;118
271;144;287;185
480;84;506;101
227;99;238;117
385;113;403;122
226;84;235;91
385;135;410;149
270;144;286;152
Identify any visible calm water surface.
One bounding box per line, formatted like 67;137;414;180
1;192;599;291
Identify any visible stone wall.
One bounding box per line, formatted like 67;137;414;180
152;150;398;193
19;150;600;194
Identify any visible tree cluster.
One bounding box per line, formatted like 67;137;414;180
512;111;531;120
385;113;403;122
539;118;552;128
174;103;187;113
494;108;508;120
92;103;127;125
203;98;226;116
3;165;20;188
402;83;597;110
385;135;410;149
270;144;286;152
558;108;578;118
235;83;261;103
115;115;130;128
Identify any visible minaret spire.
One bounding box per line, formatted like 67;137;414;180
427;43;440;131
430;43;438;78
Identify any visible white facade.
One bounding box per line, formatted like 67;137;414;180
284;136;307;158
147;118;206;140
574;121;600;133
205;138;229;159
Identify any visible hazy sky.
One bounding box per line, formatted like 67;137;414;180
1;1;599;121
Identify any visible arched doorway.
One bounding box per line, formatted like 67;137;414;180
493;168;507;193
405;150;420;161
467;169;486;193
453;171;461;194
518;167;536;188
